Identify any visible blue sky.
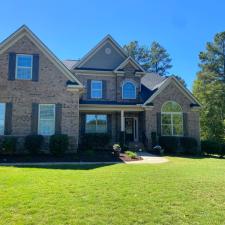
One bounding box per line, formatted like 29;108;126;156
0;0;224;89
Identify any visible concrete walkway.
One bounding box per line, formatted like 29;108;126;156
125;152;169;164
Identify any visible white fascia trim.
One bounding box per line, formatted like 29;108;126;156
114;56;145;73
74;34;127;69
144;76;202;106
0;25;83;88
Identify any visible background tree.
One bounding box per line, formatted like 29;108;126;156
123;41;172;75
193;31;225;142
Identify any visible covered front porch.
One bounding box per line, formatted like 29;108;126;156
79;104;145;146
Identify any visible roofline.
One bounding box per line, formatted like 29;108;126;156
114;56;145;73
144;76;202;106
74;34;128;69
0;25;83;88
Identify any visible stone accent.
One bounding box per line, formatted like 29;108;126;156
0;36;80;151
144;82;200;149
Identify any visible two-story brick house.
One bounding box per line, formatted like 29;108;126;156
0;25;201;152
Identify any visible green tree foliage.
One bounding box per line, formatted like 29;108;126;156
123;41;172;75
193;31;225;142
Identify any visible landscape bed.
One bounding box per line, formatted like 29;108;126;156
0;157;225;225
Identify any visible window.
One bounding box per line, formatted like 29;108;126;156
122;81;136;99
0;103;5;135
161;101;183;136
38;104;55;135
91;80;102;99
85;114;107;133
16;54;33;80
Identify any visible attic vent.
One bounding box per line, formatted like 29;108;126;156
105;47;111;55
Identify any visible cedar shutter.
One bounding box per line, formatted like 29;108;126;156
156;112;161;136
32;54;39;81
8;53;16;80
55;103;62;134
183;113;188;136
107;114;112;135
31;103;39;134
102;80;107;99
87;80;91;99
4;103;13;135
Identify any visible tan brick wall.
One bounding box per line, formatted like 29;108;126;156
144;82;200;148
0;36;80;151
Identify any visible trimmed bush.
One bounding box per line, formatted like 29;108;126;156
80;133;111;150
49;134;69;156
159;136;180;153
25;135;44;155
201;140;222;156
180;137;198;155
1;137;17;155
125;151;137;159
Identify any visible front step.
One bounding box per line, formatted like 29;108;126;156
127;142;145;151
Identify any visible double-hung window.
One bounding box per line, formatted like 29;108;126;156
16;54;33;80
0;103;5;135
85;114;107;133
91;80;102;99
38;104;55;135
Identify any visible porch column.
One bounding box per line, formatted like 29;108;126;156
121;110;125;131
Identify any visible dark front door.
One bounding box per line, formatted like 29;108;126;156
125;118;134;142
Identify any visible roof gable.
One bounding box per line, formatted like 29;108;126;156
0;25;83;88
114;56;145;73
75;35;127;71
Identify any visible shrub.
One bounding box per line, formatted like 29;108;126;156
1;137;17;155
159;136;180;153
49;134;69;156
112;144;121;157
201;140;222;155
80;133;111;150
180;137;198;155
125;151;137;159
24;135;44;155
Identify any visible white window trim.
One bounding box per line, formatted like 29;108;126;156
0;103;6;135
91;80;102;99
122;81;136;100
38;104;55;136
85;114;107;133
15;54;33;80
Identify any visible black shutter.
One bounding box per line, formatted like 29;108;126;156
8;53;16;80
80;114;86;134
183;113;188;136
31;103;39;134
32;54;39;81
102;80;107;99
87;80;91;99
156;112;161;136
107;114;112;135
55;103;62;134
4;103;13;135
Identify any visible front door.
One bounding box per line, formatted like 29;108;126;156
125;118;134;142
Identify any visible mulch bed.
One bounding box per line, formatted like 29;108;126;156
119;153;142;162
0;152;122;163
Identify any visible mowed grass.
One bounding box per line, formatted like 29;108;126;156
0;157;225;225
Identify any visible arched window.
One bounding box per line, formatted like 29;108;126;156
122;81;136;99
161;101;183;136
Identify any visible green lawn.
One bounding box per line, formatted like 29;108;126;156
0;157;225;225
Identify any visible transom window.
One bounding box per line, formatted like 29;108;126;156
85;114;107;133
0;103;6;135
91;80;102;99
16;54;33;80
122;81;136;99
38;104;55;136
161;101;183;136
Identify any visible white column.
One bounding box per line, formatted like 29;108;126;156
121;110;125;131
